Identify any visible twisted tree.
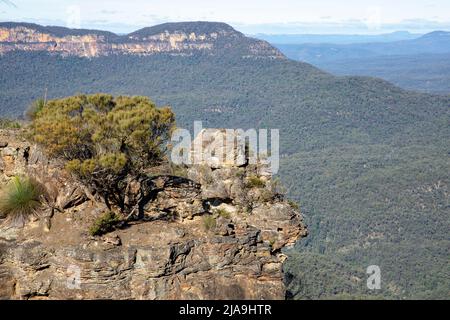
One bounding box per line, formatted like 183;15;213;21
30;94;175;213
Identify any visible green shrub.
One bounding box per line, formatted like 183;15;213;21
246;175;266;188
89;211;121;236
170;163;188;178
30;94;176;213
242;205;252;214
215;208;231;219
288;200;300;210
234;168;245;179
269;238;276;248
0;175;47;226
260;188;275;203
202;214;216;231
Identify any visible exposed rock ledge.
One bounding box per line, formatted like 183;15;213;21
0;129;306;300
0;22;285;59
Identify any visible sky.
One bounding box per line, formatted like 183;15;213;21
1;0;450;34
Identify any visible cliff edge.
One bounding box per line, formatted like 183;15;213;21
0;21;285;59
0;128;306;300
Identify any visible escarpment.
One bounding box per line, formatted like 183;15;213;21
0;21;285;59
0;129;306;300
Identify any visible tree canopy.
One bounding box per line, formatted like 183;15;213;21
30;94;175;212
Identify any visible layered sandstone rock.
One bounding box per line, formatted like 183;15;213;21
0;129;306;300
0;22;285;59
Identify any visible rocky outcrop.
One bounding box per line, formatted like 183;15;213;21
0;129;306;300
0;22;285;59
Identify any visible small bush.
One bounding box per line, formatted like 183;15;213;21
260;188;275;203
269;238;277;249
89;211;121;236
170;164;188;178
288;200;299;210
215;208;231;219
246;175;266;188
242;205;252;214
269;238;276;246
30;94;176;214
202;214;216;231
0;176;47;226
235;168;245;179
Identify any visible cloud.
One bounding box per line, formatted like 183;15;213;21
80;21;149;34
5;15;450;35
98;9;118;15
233;18;450;34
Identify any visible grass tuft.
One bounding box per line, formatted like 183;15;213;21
215;208;231;219
202;214;216;231
288;200;299;210
246;175;266;188
0;175;46;226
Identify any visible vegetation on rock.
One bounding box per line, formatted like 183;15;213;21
287;200;299;210
89;211;121;236
0;175;47;226
246;175;266;188
202;214;216;231
215;208;231;219
0;118;21;129
25;98;46;120
29;94;175;213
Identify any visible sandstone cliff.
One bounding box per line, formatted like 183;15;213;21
0;129;306;300
0;21;285;59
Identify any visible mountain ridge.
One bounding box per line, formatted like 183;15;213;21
270;30;450;93
273;30;450;64
129;21;243;38
0;21;120;38
0;21;243;39
253;31;422;45
0;21;284;59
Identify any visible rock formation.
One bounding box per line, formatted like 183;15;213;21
0;21;285;59
0;128;306;300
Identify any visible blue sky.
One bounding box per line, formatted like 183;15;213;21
1;0;450;34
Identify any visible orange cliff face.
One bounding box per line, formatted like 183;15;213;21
0;26;105;57
0;22;285;59
0;26;221;57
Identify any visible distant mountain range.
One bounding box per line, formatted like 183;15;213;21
271;31;450;63
0;21;449;300
253;31;421;45
317;52;450;94
264;31;450;94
